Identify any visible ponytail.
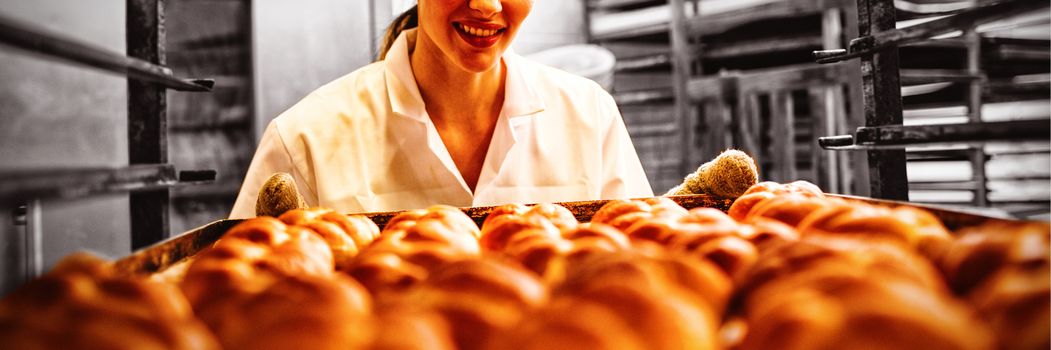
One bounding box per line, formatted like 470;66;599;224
377;5;419;61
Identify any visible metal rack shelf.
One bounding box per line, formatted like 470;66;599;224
0;165;216;204
1;0;219;261
814;0;1049;64
818;119;1051;150
0;14;213;92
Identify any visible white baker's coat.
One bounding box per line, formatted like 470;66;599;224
229;29;652;218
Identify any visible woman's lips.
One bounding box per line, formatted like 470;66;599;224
454;22;505;49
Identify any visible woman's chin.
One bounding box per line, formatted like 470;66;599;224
455;54;502;73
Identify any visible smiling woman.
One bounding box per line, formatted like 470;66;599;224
229;0;652;218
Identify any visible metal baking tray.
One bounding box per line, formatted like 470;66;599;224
112;194;1024;276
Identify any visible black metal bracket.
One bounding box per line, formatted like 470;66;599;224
814;0;1050;64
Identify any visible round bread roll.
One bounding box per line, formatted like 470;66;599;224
382;205;481;255
590;199;646;225
524;203;579;230
479;211;560;252
731;181;824;221
344;251;429;294
745;193;832;228
413;259;547;350
741;181;784;196
672;234;758;280
681;207;737;226
0;253;220;350
795;203;930;249
727;191;776;221
195;274;373;350
590;200;659;232
181;218;335;310
369;304;456;350
279;208;380;270
560;252;732;315
426;259;547;309
561;223;630;250
218;217;334;277
559;270;720;350
383;219;481;257
737;216;800;249
486;296;646;350
641;197;690;217
740;274;993;350
501;230;571;283
940;221;1050;294
482;203;531;228
966;261;1050;350
737;237;948;304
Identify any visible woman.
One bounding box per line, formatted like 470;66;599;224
230;0;651;218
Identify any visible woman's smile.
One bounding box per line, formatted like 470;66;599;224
453;21;506;48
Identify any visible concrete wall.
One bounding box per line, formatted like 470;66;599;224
252;1;374;139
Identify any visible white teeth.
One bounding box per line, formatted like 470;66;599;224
459;24;499;37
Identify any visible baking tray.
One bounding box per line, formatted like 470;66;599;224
112;194;1025;276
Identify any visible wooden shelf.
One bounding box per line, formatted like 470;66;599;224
0;165;215;203
0;14;213;92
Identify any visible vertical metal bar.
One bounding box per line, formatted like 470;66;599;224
24;199;42;279
857;0;909;200
128;0;169;250
822;7;843;193
669;0;694;176
844;0;870;196
965;28;988;207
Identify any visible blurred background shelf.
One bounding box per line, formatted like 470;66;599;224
0;165;216;203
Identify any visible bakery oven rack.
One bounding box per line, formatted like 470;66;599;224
812;0;1051;203
0;1;217;283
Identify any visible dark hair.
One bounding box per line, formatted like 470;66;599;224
377;5;419;61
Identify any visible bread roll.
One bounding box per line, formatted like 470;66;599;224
796;203;929;248
181;218;334;310
413;259;547;350
369;304;456;350
216;217;334;277
486;296;646;350
740;275;993;350
279;208;380;270
524;203;578;230
195;274;373;350
940;221;1050;294
745;193;831;228
727;191;775;221
672;234;758;280
345;251;430;294
557;253;722;350
480;211;560;252
0;253;220;350
737;216;800;249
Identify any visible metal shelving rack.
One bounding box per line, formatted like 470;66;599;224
815;0;1051;204
0;0;217;280
588;0;864;193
